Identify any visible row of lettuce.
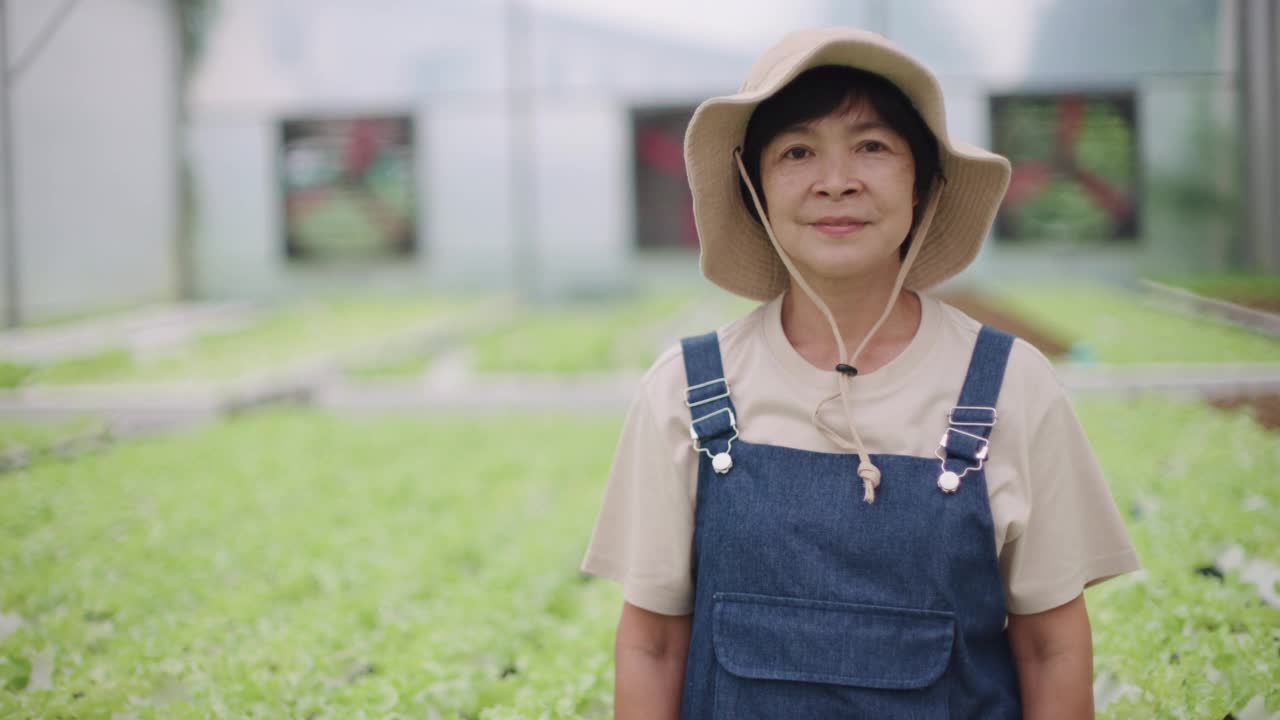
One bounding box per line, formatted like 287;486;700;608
1;283;1278;391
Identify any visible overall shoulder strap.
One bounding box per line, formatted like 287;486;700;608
957;325;1016;416
942;325;1016;465
679;332;738;447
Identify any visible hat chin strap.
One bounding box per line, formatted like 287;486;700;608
733;147;942;503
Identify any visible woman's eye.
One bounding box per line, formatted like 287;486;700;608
782;147;811;160
862;140;887;153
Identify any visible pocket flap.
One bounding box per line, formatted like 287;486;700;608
712;593;955;690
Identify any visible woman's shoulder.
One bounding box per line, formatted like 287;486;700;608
931;294;1061;384
929;294;1068;423
638;301;770;410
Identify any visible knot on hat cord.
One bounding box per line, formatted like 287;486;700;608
858;460;882;504
733;148;942;506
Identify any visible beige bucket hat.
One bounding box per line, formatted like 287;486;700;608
684;27;1012;301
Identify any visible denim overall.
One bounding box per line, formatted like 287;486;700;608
678;325;1022;719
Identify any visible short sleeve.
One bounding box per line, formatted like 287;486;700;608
1000;385;1141;615
580;383;695;616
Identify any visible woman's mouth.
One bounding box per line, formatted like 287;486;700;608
811;217;869;236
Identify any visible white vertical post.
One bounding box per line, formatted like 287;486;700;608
1241;0;1279;271
0;0;20;327
505;0;538;298
1272;0;1279;271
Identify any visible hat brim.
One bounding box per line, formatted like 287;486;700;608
685;30;1012;301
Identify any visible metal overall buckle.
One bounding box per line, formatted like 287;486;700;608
935;406;997;493
686;377;737;474
689;406;739;474
685;377;731;408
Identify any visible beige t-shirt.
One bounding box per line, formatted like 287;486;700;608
581;291;1139;616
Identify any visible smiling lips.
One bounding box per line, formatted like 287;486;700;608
811;216;870;235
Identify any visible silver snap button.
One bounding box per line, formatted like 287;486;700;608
712;452;733;474
937;471;960;493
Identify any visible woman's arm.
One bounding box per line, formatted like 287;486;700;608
1007;593;1095;719
615;601;692;720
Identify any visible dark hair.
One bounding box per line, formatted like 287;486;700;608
740;65;943;259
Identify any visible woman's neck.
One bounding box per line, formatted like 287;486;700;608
779;278;921;374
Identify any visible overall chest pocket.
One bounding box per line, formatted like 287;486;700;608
711;593;955;720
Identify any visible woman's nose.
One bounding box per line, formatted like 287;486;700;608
813;157;863;198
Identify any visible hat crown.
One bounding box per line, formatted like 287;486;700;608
740;27;893;93
737;27;949;145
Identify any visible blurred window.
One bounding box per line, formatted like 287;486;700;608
280;116;418;261
990;92;1140;244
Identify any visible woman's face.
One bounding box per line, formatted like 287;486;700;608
757;100;917;286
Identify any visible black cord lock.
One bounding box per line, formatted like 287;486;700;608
835;364;859;376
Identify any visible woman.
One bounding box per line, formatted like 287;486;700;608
581;27;1138;719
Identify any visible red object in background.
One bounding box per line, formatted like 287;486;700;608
1075;170;1133;221
1004;161;1054;207
341;119;391;183
636;127;686;177
1055;95;1086;156
636;125;699;247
